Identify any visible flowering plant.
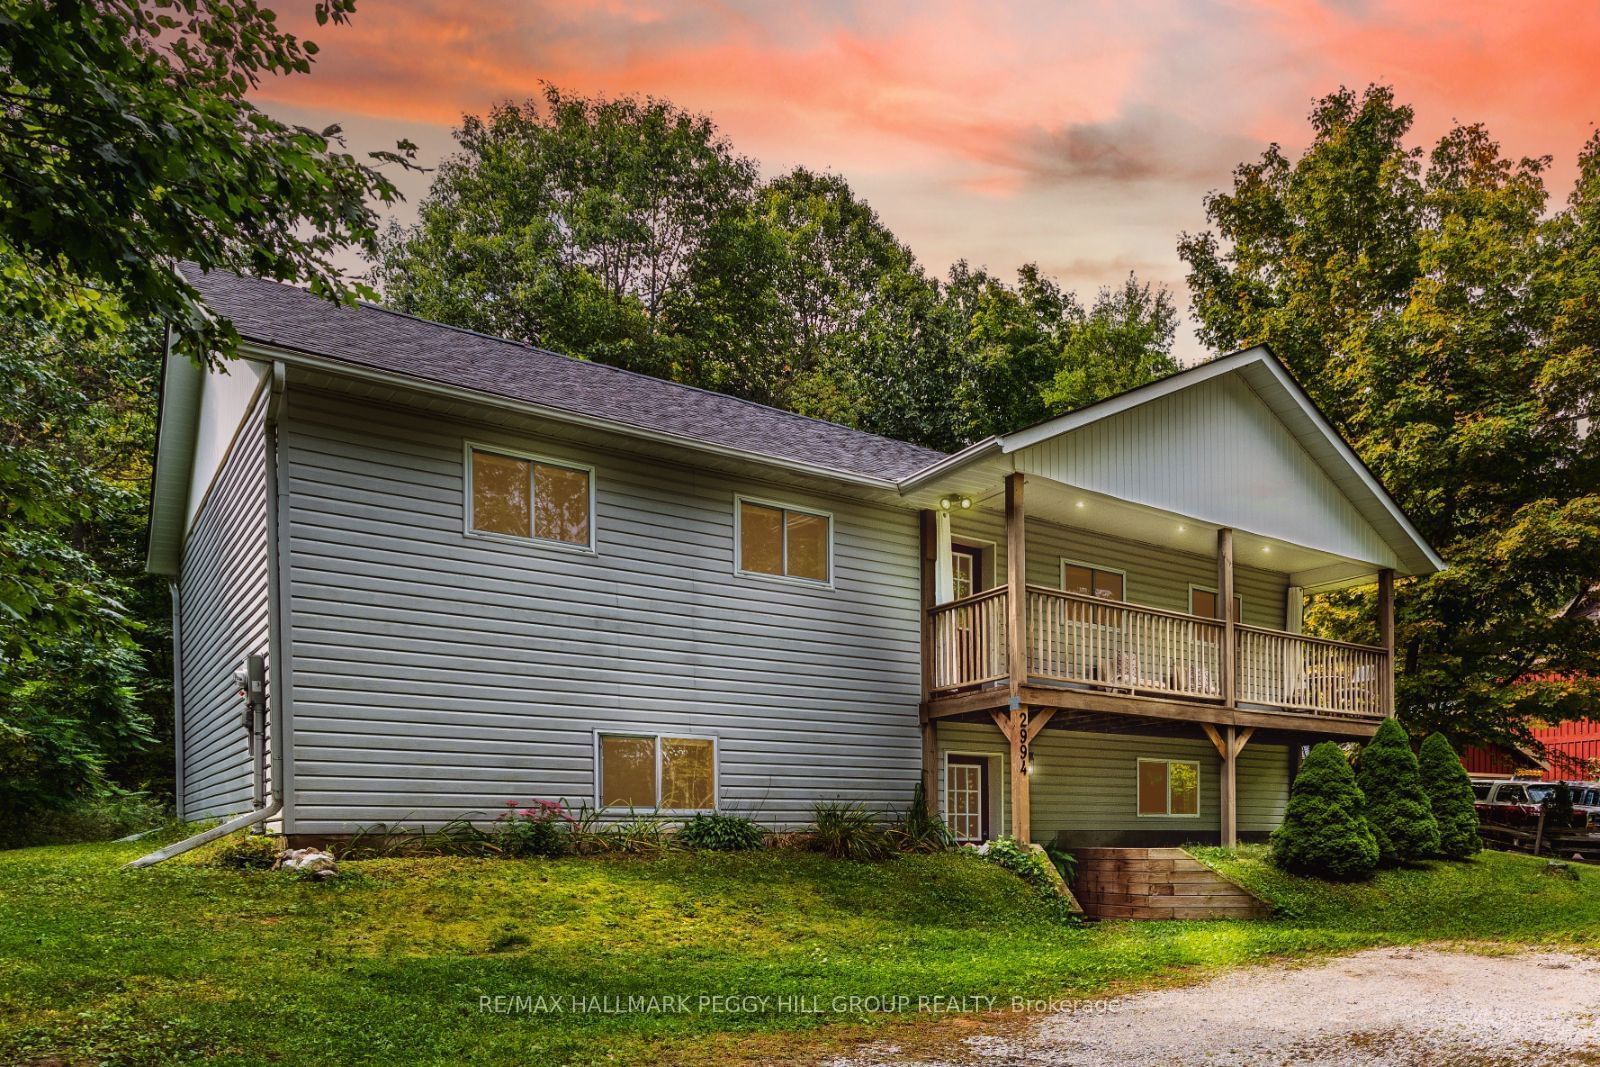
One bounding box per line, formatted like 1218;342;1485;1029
493;797;578;857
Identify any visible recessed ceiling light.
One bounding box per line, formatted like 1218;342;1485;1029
1177;525;1186;532
1075;501;1085;509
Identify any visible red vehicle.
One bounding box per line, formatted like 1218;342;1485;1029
1472;779;1600;829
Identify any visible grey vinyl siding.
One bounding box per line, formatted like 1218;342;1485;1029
177;395;269;818
937;724;1290;845
282;390;923;832
949;511;1290;629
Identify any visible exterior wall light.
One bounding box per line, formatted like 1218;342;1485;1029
938;494;972;511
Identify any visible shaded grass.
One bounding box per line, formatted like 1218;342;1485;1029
1;839;1597;1065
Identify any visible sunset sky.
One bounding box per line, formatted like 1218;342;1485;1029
257;0;1600;362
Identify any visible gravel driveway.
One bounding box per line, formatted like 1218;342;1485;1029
833;946;1600;1066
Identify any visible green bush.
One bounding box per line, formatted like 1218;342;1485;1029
900;780;955;852
1271;741;1379;880
212;833;281;870
810;800;893;862
1356;719;1441;865
1417;733;1481;859
677;813;765;852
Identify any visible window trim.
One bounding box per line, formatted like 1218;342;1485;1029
1135;757;1202;818
463;440;598;553
1060;557;1128;601
593;730;720;814
1188;583;1244;622
732;493;835;589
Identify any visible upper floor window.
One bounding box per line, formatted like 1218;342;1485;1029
468;444;593;549
1062;560;1124;601
736;497;831;584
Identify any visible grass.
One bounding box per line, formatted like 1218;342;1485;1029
1;838;1598;1066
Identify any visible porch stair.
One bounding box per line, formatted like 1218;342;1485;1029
1071;847;1268;920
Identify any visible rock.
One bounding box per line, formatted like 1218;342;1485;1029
1541;861;1580;881
275;847;339;881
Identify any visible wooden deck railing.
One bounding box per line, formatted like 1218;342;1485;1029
1026;586;1225;701
1235;624;1385;720
928;588;1008;691
927;587;1388;721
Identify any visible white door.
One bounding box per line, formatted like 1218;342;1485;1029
946;757;987;843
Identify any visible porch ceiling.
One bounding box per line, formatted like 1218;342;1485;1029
952;474;1388;592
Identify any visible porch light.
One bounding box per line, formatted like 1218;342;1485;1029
1075;500;1085;509
1177;524;1186;532
938;494;972;511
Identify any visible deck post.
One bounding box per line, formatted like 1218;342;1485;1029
1004;473;1030;842
1204;723;1253;848
919;510;939;817
1378;568;1395;718
1216;528;1236;708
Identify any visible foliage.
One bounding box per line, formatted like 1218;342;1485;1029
375;85;1181;452
1045;846;1077;884
1417;733;1482;859
809;800;894;862
6;840;1600;1063
1271;741;1380;880
590;814;677;855
900;779;956;852
0;789;169;850
1181;85;1600;745
0;270;165;841
211;833;281;871
979;836;1078;921
1356;719;1441;865
675;812;765;852
491;799;577;859
0;0;417;361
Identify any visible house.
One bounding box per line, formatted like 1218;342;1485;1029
146;269;1445;851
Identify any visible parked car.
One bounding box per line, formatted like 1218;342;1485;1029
1472;779;1599;829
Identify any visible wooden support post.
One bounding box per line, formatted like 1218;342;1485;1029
1217;528;1236;708
1203;723;1253;848
1378;567;1395;718
919;510;938;816
1011;705;1031;842
1005;473;1027;697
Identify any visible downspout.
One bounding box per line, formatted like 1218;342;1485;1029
169;578;186;821
130;363;289;867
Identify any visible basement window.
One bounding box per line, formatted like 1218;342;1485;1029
1137;758;1200;817
597;733;717;812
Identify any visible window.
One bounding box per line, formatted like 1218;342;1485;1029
736;498;831;583
952;544;985;600
1062;561;1124;601
1137;759;1200;817
598;733;716;811
468;445;592;548
1190;586;1243;621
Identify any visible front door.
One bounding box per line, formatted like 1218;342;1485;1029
946;755;990;843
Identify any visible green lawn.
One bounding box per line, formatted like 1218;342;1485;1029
2;837;1598;1066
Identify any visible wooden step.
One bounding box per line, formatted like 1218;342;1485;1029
1070;847;1267;920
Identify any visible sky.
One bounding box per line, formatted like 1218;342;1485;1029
255;0;1600;364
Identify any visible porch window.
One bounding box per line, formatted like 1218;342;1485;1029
1137;758;1200;817
1189;586;1243;621
952;544;986;599
1062;561;1124;601
736;498;831;583
468;445;592;547
598;733;716;811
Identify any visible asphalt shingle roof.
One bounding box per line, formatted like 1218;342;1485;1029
184;268;946;482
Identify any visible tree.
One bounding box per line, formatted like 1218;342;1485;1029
0;264;163;841
1271;741;1379;880
1355;718;1440;865
1416;733;1481;859
1542;781;1577;831
0;0;418;360
1180;85;1600;747
1042;274;1179;413
375;85;758;382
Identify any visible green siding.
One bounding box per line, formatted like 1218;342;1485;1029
935;722;1291;844
949;512;1290;630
